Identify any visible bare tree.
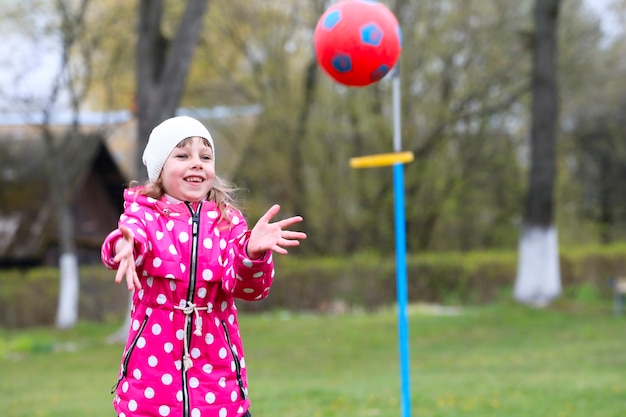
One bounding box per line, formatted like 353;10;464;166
39;0;94;329
134;0;211;179
514;0;562;306
110;0;211;342
0;0;96;328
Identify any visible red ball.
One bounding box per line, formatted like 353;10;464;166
314;0;402;87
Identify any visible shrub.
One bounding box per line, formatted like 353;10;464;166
1;245;624;327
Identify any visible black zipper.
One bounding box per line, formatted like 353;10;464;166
182;202;201;417
221;320;248;400
111;313;149;393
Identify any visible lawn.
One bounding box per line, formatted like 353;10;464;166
1;300;625;417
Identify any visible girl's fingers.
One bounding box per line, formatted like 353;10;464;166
114;263;125;284
114;254;140;291
258;204;281;224
277;216;304;228
126;270;136;291
282;230;307;240
131;267;141;291
276;236;302;247
272;245;289;255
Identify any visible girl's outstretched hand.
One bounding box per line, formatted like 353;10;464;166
247;204;307;259
113;226;142;291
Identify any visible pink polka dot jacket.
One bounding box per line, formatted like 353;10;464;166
101;187;274;417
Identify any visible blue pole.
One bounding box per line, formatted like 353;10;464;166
393;163;411;417
392;67;411;417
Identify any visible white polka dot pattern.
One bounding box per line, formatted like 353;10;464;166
102;189;274;417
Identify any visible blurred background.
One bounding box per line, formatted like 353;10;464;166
1;1;626;416
0;0;625;317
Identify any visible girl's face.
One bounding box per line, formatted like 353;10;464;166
160;136;215;203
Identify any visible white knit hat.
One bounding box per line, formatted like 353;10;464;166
142;116;215;181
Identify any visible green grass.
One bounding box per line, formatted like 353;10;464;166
1;300;625;417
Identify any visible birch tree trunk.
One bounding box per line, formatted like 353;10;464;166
514;0;562;306
53;140;80;328
48;0;92;328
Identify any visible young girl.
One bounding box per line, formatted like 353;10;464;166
101;115;306;417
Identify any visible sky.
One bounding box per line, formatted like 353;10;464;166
0;33;62;115
586;0;622;39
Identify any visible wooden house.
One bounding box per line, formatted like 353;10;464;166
0;131;127;267
0;105;261;268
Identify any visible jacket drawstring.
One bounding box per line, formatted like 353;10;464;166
174;301;208;371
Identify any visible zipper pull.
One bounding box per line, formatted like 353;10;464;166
186;201;201;236
110;376;122;394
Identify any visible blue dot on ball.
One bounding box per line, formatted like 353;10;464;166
370;64;390;81
322;10;342;30
332;54;352;73
360;23;383;46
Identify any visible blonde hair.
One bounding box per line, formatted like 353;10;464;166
132;137;241;226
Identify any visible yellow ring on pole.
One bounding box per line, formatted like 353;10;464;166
349;151;414;169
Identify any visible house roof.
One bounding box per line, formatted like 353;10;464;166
0;105;261;263
0;106;263;179
0;131;126;262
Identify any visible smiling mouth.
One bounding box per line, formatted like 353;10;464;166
184;176;204;183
